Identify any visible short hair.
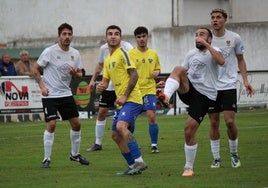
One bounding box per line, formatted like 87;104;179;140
199;27;213;38
1;52;10;59
105;25;121;36
210;8;228;19
19;50;29;56
134;26;148;36
58;23;73;36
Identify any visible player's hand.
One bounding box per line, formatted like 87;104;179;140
41;86;49;96
88;80;95;90
152;70;160;79
96;82;106;92
245;83;254;97
156;80;165;88
68;67;77;76
115;95;127;106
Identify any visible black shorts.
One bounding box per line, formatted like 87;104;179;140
42;96;79;122
99;90;116;108
207;89;237;113
178;81;215;124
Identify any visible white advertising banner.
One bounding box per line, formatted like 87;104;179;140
0;72;267;115
237;72;268;106
0;76;43;114
172;71;268;114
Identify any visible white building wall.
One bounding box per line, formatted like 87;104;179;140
1;0;267;43
0;0;267;73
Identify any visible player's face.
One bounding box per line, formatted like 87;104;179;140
58;28;73;48
135;33;148;48
211;12;226;31
195;29;210;50
106;29;121;48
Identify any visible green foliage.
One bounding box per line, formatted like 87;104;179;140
0;109;267;188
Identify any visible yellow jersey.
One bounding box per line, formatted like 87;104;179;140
103;47;143;105
128;48;161;96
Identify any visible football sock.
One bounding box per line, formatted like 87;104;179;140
128;141;141;160
210;139;220;159
184;143;197;170
164;78;180;99
122;152;135;166
43;130;54;161
229;138;238;155
95;120;106;145
149;123;159;146
70;129;81;156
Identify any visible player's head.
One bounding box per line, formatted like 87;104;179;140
134;26;149;48
57;23;73;48
210;8;227;30
210;8;228;19
106;25;122;47
106;25;121;36
58;23;73;36
134;26;148;36
195;27;213;50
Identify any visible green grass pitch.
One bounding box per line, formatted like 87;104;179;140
0;109;267;188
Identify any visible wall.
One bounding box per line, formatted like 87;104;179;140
0;0;267;74
1;0;268;44
152;22;268;73
0;0;171;43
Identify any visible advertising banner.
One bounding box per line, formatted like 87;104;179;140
1;72;267;116
0;76;43;114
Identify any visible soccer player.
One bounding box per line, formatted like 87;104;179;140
97;25;147;175
208;9;254;168
128;26;161;153
86;41;133;152
32;23;89;168
162;27;225;176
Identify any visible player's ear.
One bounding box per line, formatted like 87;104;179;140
208;37;212;44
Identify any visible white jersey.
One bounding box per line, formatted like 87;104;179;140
99;41;133;90
183;47;220;101
212;29;244;90
37;43;82;98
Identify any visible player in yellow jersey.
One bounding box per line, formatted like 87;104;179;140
128;26;161;153
97;25;147;175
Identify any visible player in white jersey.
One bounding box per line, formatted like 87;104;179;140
161;27;225;176
32;23;89;168
86;41;133;152
208;9;254;169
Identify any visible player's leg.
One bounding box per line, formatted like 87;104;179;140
87;90;116;151
41;98;58;168
144;95;159;153
222;89;241;168
60;96;89;166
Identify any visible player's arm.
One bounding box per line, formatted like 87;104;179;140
207;45;225;65
152;69;160;79
96;77;109;92
197;36;225;65
116;68;138;106
124;68;139;97
237;54;254;97
89;62;103;89
32;63;49;96
69;67;82;79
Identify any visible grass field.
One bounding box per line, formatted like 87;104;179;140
0;109;267;188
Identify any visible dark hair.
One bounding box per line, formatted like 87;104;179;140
200;27;213;38
105;25;121;36
210;8;228;19
58;23;73;36
134;26;148;36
